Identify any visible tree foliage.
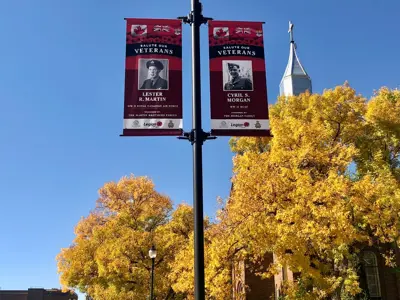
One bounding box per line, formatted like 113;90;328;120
57;175;193;300
220;85;400;299
57;85;400;299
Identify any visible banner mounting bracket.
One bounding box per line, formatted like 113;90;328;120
178;130;217;145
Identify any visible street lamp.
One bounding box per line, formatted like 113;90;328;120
149;245;157;300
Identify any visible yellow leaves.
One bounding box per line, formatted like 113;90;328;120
56;175;191;300
351;170;400;244
355;87;400;179
367;87;400;133
266;88;362;189
230;136;271;154
168;235;195;296
342;267;362;296
224;84;400;298
382;249;397;268
97;174;172;224
58;85;400;299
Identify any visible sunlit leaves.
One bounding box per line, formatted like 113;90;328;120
219;85;400;299
56;85;400;299
57;175;191;300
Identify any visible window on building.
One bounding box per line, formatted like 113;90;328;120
362;251;381;298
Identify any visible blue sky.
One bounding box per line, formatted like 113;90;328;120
0;0;398;298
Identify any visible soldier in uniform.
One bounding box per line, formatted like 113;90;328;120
140;60;168;90
224;63;253;91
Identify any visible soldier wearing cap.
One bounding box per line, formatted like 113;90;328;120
140;60;168;90
224;63;253;91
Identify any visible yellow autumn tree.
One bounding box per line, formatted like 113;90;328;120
57;174;194;300
57;86;400;299
214;85;400;299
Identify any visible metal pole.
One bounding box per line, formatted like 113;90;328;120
191;0;205;299
150;257;155;300
178;1;214;298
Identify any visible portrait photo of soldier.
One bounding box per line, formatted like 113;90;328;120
223;61;253;91
138;59;169;90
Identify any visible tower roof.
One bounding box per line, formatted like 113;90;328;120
280;21;312;96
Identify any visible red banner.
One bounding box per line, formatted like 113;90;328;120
122;18;183;136
208;21;270;136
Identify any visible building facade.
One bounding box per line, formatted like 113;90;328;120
0;288;77;300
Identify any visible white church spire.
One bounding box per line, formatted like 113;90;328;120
279;21;312;96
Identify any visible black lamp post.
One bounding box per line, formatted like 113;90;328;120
149;245;157;300
177;1;213;299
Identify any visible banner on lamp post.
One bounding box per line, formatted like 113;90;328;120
122;18;183;136
208;20;270;136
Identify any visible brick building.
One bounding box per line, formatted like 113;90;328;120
0;288;77;300
233;247;400;299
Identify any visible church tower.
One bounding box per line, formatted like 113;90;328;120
279;21;312;96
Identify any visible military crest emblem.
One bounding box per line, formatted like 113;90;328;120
132;120;140;128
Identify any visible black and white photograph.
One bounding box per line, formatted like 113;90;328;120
138;59;169;90
223;60;253;91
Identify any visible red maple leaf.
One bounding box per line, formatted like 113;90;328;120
216;28;227;37
134;26;145;35
157;121;163;127
244;122;250;127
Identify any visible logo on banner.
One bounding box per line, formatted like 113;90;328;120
213;27;229;39
168;120;174;128
220;121;228;128
132;120;140;128
255;121;261;128
144;121;163;128
231;122;250;128
131;25;147;36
